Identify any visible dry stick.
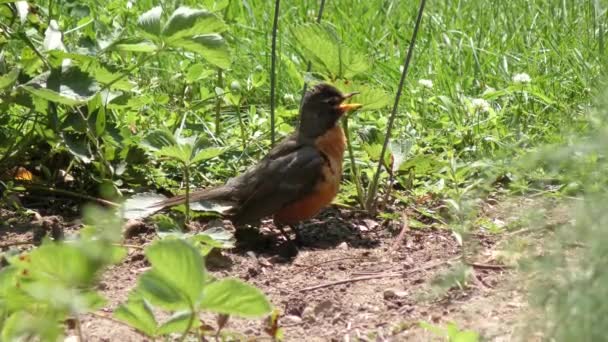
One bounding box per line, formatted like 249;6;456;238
22;184;120;207
269;0;280;147
0;241;33;249
389;212;409;254
298;0;327;111
465;261;512;270
365;0;427;213
299;256;457;292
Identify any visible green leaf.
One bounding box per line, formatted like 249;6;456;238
123;192;168;220
113;293;158;337
156;144;193;164
162;7;227;40
22;66;99;106
1;311;63;342
200;278;271;318
112;40;158;53
138;271;187;310
142;129;178;151
0;68;20;90
157;310;201;335
169;34;230;69
137;7;163;39
291;23;340;77
140;239;206;308
191;146;225;164
62;132;92;163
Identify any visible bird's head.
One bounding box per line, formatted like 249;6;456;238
298;83;362;139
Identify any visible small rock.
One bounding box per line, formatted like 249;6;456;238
384;288;408;299
363;219;379;230
282;315;302;324
302;306;315;322
314;300;333;316
246;251;257;259
337;242;348;250
64;336;79;342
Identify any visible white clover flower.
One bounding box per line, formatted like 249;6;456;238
126;0;134;9
418;79;433;89
471;98;490;113
512;73;531;84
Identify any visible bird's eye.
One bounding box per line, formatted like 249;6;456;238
324;97;341;105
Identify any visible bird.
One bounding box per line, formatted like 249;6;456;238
151;83;362;239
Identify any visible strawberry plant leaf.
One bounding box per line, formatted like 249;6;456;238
141;239;206;308
137;6;163;39
157;310;201;335
200;278;271;318
114;294;158;337
22;66;100;106
162;7;227;40
169;34;230;69
0;68;19;90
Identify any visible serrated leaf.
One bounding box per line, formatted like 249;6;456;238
112;40;158;53
123;192;168;220
200;278;271;318
137;6;163;38
291;23;340;77
139;239;206;309
22;66;99;105
138;271;187;310
169;34;230;69
0;68;19;90
156;145;193;164
113;294;158;337
162;7;227;40
157;310;201;335
142;129;179;151
191;146;225;164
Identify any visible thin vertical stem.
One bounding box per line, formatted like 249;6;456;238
299;0;327;110
270;0;281;146
184;165;190;224
215;69;223;136
365;0;427;213
343;118;366;209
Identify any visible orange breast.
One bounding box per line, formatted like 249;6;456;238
274;125;346;225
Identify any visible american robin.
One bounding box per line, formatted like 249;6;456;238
152;83;362;237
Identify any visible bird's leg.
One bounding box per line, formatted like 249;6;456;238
293;223;304;245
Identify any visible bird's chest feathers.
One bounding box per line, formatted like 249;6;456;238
314;124;346;195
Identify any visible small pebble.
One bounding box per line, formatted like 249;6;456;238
282;315;303;324
337;242;348;250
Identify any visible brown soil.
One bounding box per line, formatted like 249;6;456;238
0;197;552;341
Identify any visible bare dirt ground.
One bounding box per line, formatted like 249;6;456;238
0;195;562;341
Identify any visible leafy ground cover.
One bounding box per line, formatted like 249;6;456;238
1;0;607;340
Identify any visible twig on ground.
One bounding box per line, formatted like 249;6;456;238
298;257;458;292
0;241;33;249
465;261;512;270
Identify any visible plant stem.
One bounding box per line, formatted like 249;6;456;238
178;304;196;342
365;0;427;214
342;118;366;209
215;69;223;136
269;0;280;147
184;164;190;224
235;103;247;150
